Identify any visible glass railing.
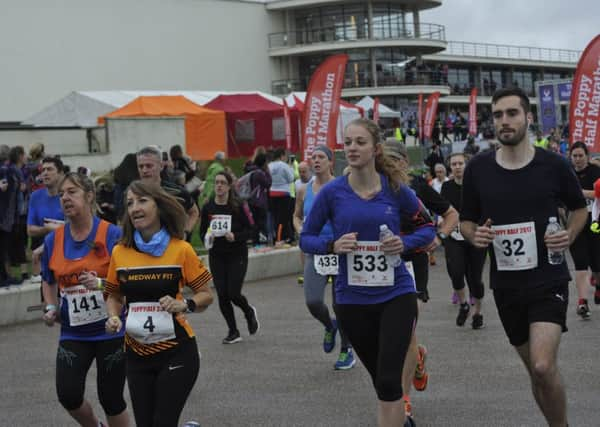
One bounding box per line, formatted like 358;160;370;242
443;41;580;63
269;22;445;49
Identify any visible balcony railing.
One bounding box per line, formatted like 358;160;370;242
443;41;581;64
269;22;445;49
272;69;450;95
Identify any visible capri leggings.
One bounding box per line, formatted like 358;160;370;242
303;254;350;349
334;293;417;401
55;337;127;416
443;238;486;299
402;251;429;302
569;225;600;272
126;338;200;427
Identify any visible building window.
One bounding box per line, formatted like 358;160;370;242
272;117;286;141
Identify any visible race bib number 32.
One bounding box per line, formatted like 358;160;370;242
126;302;176;344
492;221;538;271
347;241;393;287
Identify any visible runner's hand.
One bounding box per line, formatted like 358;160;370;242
42;310;57;327
105;316;122;333
424;236;442;252
544;230;570;252
159;295;187;313
473;218;494;248
333;233;358;254
380;234;404;255
78;270;99;290
225;232;235;242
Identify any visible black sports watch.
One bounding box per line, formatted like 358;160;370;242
185;298;197;313
437;232;448;241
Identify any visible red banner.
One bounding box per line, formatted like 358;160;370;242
301;54;348;158
468;87;478;136
417;93;423;140
283;99;292;151
373;97;380;123
569;35;600;151
423;92;440;140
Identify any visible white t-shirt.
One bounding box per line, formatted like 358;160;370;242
431;177;449;194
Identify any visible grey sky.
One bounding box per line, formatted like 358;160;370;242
424;0;599;53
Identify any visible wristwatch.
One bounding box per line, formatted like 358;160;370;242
437;232;448;241
185;298;197;313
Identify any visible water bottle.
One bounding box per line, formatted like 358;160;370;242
545;217;564;265
204;229;213;250
379;224;402;268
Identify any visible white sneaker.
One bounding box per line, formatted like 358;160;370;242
30;274;42;283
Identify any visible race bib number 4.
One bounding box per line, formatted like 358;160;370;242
210;215;232;237
492;221;538;271
64;285;107;327
126;302;176;344
347;241;393;287
314;254;339;276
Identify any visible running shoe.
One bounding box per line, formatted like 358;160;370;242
413;344;428;391
327;276;333;285
456;302;470;326
297;276;304;285
404;415;416;427
471;313;484;330
246;306;260;335
451;292;459;305
222;331;242;344
403;395;412;417
30;274;42;283
428;253;436;265
595;288;600;305
182;422;201;427
323;319;337;353
334;348;356;370
577;299;591;320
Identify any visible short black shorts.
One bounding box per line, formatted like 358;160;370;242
569;227;600;272
493;281;568;347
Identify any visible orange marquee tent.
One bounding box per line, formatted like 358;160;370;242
99;95;226;160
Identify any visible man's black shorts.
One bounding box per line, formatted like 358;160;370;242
493;281;568;347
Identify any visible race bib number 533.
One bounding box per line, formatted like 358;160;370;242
347;241;393;287
492;221;538;271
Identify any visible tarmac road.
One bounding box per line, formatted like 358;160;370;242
1;252;598;427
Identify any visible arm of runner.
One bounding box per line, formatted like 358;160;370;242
461;218;494;248
185;203;199;236
299;186;334;254
293;186;305;235
41;280;58;326
399;192;436;252
425;205;459;252
545;207;587;251
105;294;124;333
182;244;213;312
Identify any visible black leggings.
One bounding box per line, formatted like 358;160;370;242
127;338;200;427
209;250;252;333
443;238;486;299
55;338;127;416
269;195;292;241
334;293;417;401
402;251;429;301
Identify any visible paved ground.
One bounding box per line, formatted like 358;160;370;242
1;252;598;427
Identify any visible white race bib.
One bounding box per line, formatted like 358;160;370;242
64;285;107;327
347;241;394;287
126;302;176;344
314;254;339;276
492;221;538;271
210;214;232;237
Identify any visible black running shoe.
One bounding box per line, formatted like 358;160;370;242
471;313;484;330
456;302;470;327
246;306;260;335
222;331;242;344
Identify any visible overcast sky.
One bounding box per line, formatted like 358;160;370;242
423;0;599;52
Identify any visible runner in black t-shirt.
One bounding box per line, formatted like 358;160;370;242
383;141;459;417
441;152;487;329
568;141;600;319
460;88;587;427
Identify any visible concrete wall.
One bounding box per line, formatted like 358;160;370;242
106;117;185;168
0;246;303;326
0;0;285;121
0;128;106;156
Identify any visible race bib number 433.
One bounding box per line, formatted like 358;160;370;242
492;221;538;271
314;254;339;276
347;241;393;287
126;302;176;344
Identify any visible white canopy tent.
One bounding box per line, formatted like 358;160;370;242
355;96;402;118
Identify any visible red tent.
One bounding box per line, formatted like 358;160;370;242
204;94;289;158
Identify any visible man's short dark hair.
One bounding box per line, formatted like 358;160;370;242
491;87;530;113
273;148;286;160
42;156;65;172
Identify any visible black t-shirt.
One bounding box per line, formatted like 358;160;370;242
440;179;462;214
160;179;195;211
199;200;254;254
461;147;586;290
574;163;600;220
400;175;449;236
